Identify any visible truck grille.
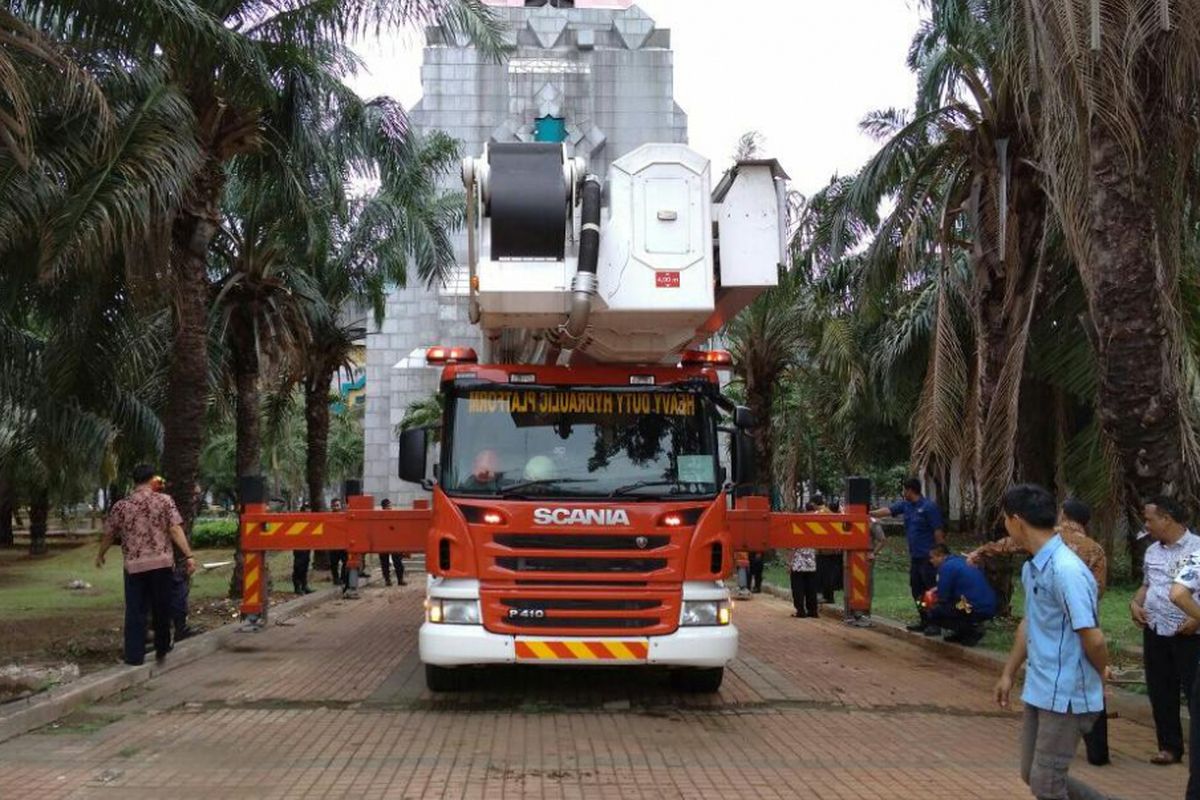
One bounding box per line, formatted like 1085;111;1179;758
505;617;658;630
494;533;671;551
496;556;667;573
482;590;679;636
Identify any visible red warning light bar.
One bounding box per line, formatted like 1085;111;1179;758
680;349;733;367
426;346;479;365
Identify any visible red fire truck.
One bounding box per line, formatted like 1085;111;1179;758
238;143;873;692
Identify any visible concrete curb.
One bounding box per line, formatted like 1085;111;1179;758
0;583;350;744
757;581;1155;728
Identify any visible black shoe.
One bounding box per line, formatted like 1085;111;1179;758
174;628;197;642
959;631;984;648
154;651;168;665
906;621;926;632
943;630;964;643
398;579;407;586
384;578;393;586
301;586;315;595
922;625;943;637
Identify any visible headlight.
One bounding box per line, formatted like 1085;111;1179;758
426;598;480;625
680;600;732;627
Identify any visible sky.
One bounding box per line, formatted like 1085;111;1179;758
348;0;925;197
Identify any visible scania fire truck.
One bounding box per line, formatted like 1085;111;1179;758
237;142;874;692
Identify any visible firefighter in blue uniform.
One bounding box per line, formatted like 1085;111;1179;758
871;478;946;634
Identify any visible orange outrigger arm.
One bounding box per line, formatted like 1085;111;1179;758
728;494;875;614
236;483;430;621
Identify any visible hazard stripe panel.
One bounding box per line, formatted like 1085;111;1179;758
515;640;650;661
245;522;326;539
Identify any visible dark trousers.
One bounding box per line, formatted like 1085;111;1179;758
124;567;173;665
170;564;190;637
817;553;842;603
909;556;937;621
748;552;764;592
1144;628;1200;758
380;553;405;584
1083;703;1110;766
926;604;991;636
1188;667;1200;799
330;551;348;586
790;570;819;617
292;550;311;591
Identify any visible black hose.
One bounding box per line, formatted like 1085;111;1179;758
579;175;601;276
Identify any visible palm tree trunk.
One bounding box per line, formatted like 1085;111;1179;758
972;161;1044;528
746;373;775;496
163;160;225;535
305;369;331;514
0;478;13;548
28;487;49;556
1087;127;1190;506
229;330;261;600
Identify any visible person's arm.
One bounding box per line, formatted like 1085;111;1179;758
934;561;953;606
1078;627;1108;678
95;519;116;568
995;617;1028;708
1061;564;1107;677
1169;559;1200;634
929;503;946;546
168;524;197;575
869;507;893;519
1170;584;1200;634
1130;583;1150;628
967;537;1019;564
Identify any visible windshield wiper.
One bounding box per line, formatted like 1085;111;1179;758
500;478;598;497
610;479;686;497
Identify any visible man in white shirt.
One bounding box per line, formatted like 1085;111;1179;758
1130;495;1200;765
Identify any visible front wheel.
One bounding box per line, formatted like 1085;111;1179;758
425;664;462;692
670;667;724;693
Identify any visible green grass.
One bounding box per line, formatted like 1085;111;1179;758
0;541;291;616
763;537;1142;660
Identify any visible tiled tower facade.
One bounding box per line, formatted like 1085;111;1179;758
363;1;687;504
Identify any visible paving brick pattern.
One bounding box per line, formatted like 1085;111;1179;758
0;586;1185;799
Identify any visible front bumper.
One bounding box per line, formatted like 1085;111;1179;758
419;622;738;668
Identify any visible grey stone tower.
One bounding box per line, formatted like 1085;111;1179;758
363;0;688;504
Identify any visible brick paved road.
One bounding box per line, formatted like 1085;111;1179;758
0;585;1185;799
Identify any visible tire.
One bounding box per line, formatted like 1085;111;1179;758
670;667;724;693
425;664;462;692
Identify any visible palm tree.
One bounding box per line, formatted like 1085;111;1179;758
298;115;462;513
724;267;804;496
11;0;504;531
1018;0;1200;509
816;0;1046;527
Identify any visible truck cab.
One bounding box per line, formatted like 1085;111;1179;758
402;357;751;692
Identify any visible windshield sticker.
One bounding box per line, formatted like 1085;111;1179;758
466;390;696;416
676;455;715;483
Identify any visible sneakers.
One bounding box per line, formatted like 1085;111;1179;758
846;615;873;628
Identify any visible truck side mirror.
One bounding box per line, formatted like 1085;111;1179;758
732;429;758;486
398;428;429;484
734;406;756;429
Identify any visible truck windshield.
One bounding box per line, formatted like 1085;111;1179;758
443;387;720;499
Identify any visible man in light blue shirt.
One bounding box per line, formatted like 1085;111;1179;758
994;484;1110;800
